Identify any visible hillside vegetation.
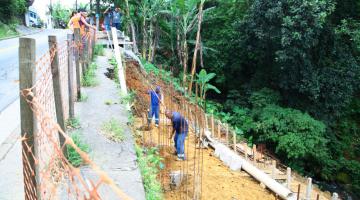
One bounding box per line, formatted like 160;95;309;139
113;0;360;197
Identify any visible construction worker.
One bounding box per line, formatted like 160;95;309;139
166;110;188;161
148;86;162;127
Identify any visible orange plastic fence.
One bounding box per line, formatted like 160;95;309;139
19;29;132;200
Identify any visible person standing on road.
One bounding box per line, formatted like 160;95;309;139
148;86;162;127
166;110;188;161
68;9;96;36
103;7;113;48
112;7;122;31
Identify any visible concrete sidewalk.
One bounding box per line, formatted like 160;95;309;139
75;51;146;199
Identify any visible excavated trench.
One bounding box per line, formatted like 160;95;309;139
125;60;277;200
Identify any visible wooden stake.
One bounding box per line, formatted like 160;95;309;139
287;167;292;189
217;122;221;139
306;178;312;200
67;34;75;118
49;35;66;151
233;131;236;152
211;114;214;137
19;37;39;200
271;160;277;178
74;28;81;99
297;184;301;200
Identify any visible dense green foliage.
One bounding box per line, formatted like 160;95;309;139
135;145;163;200
0;0;27;23
51;3;72;28
111;0;360;197
0;22;18;39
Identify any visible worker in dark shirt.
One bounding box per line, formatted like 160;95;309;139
148;86;162;127
165;110;188;161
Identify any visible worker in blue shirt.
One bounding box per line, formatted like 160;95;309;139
165;110;188;161
148;86;162;127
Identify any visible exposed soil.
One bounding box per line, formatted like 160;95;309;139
126;61;276;200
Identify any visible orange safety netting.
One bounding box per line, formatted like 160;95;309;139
20;29;131;200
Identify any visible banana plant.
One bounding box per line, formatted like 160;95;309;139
196;69;220;104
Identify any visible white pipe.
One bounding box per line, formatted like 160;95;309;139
205;131;296;200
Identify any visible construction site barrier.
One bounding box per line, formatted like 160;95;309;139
19;28;131;200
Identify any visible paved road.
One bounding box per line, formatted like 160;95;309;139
0;29;70;112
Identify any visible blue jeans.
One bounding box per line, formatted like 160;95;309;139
105;24;111;31
174;131;187;158
148;105;159;125
113;23;121;30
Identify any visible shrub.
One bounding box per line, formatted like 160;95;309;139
66;117;81;129
135;145;163;200
81;63;99;87
94;44;105;56
66;132;90;167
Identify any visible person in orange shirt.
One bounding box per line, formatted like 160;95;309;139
68;9;96;36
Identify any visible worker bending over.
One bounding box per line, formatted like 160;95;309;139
148;86;162;127
166;110;188;161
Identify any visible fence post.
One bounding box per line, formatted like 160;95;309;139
205;113;208;130
217;122;221;139
211;114;214;137
67;34;75;118
48;35;66;151
252;144;257;163
271;160;277;178
226;124;229;147
111;27;128;95
287;167;292;189
331;193;338;200
86;29;91;63
74;28;81;99
233;131;236;152
296;184;301;200
306;178;312;200
19;37;39;200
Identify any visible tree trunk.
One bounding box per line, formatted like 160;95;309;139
125;0;139;54
150;22;159;62
147;21;154;61
188;2;204;96
142;17;148;59
176;24;183;67
182;37;188;89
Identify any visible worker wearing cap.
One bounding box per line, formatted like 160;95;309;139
166;110;188;161
148;86;162;127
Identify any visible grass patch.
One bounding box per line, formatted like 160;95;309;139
81;62;99;87
78;93;88;102
0;22;18;39
66;117;81;129
101;118;125;142
135;145;163;200
94;44;105;56
109;57;119;84
119;90;136;105
66;131;90;167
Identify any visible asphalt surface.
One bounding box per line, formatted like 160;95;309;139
0;29;70;112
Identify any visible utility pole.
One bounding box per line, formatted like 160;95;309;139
75;0;78;10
